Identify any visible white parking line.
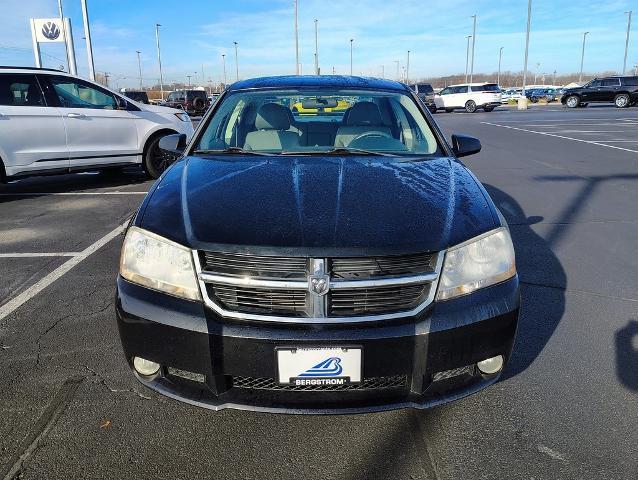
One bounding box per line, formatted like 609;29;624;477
0;253;81;258
0;223;126;321
481;122;638;154
0;192;147;196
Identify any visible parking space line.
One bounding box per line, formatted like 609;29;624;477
0;223;126;321
0;192;147;196
481;122;638;154
0;253;81;258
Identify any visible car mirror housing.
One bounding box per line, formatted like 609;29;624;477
159;133;188;155
451;134;481;158
115;96;129;110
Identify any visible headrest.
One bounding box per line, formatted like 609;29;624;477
346;102;383;126
255;103;291;130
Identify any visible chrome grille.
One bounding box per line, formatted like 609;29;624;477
196;251;442;323
209;284;307;316
200;252;307;279
329;284;429;316
231;375;408;391
331;253;436;279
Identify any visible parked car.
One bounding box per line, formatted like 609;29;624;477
163;89;210;115
525;88;556;103
501;88;522;103
121;89;150;104
435;82;501;112
409;83;442;113
116;75;519;413
0;66;194;181
561;76;638;108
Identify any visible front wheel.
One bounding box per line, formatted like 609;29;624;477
428;105;437;113
565;95;580;108
614;94;630;108
465;100;477;113
143;135;178;179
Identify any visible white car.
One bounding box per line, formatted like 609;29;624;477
435;83;502;113
0;67;194;181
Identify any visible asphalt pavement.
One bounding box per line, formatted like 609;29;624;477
1;104;637;479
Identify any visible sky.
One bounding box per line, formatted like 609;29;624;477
0;0;636;88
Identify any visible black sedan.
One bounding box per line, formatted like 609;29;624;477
115;75;519;413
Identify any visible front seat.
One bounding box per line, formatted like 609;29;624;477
334;102;392;147
244;103;300;151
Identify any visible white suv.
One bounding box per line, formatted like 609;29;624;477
435;83;502;113
0;67;194;181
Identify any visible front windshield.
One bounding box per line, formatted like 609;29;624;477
194;88;440;155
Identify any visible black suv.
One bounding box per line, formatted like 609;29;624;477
561;76;638;108
410;83;438;113
163;89;210;115
121;90;150;104
116;75;519;414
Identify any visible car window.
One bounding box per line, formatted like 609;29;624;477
623;77;638;86
50;77;117;109
417;84;434;94
602;78;620;87
471;84;500;92
195;88;440;155
588;80;602;88
452;86;467;94
0;74;45;107
439;87;451;95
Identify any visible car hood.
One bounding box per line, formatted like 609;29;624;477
137;155;499;256
139;103;185;115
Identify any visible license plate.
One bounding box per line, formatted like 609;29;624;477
277;347;362;386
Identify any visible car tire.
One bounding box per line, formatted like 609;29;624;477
614;94;630;108
192;97;205;111
428;106;437;113
445;108;454;113
483;106;494;112
465;100;477;113
143;134;178;179
565;95;580;108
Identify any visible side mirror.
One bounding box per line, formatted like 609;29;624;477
115;96;128;110
451;134;481;158
159;133;188;155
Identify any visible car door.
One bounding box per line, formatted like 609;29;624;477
0;73;68;177
600;78;621;101
580;79;601;102
44;75;139;169
438;87;457;107
452;86;469;107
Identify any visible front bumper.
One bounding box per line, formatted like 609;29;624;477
116;276;519;414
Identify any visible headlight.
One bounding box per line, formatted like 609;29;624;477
174;112;190;122
436;227;516;301
120;227;201;301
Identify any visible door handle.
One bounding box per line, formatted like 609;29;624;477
67;113;87;118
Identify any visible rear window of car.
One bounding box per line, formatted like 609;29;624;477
471;84;500;92
189;91;207;98
602;78;621;87
417;84;434;94
0;74;45;106
621;77;638;86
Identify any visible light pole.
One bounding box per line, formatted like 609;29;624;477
233;41;239;81
350;39;354;75
381;65;385;78
553;69;557;86
155;24;165;100
521;0;532;105
80;0;95;80
406;50;410;84
201;64;205;85
623;11;632;74
314;19;319;75
136;50;142;90
497;46;503;86
294;0;299;74
470;14;477;83
465;35;472;83
222;54;227;86
579;31;589;83
534;62;540;84
187;75;191;87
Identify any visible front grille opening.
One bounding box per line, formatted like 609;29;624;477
330;253;436;279
329;284;430;316
200;252;307;279
209;284;307;316
231;375;408;391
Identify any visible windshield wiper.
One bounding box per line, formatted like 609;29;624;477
192;147;272;156
281;147;397;157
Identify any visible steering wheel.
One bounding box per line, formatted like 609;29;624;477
350;131;394;143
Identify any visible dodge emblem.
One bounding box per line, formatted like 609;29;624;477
309;274;329;296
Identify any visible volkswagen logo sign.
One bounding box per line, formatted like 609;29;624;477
308;274;330;296
41;22;61;41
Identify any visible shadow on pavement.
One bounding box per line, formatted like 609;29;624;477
615;321;638;392
483;184;566;379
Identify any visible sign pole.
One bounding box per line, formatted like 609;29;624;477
30;19;42;68
80;0;96;80
63;18;77;75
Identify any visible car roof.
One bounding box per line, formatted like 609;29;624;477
228;75;409;92
0;65;69;74
448;82;497;87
